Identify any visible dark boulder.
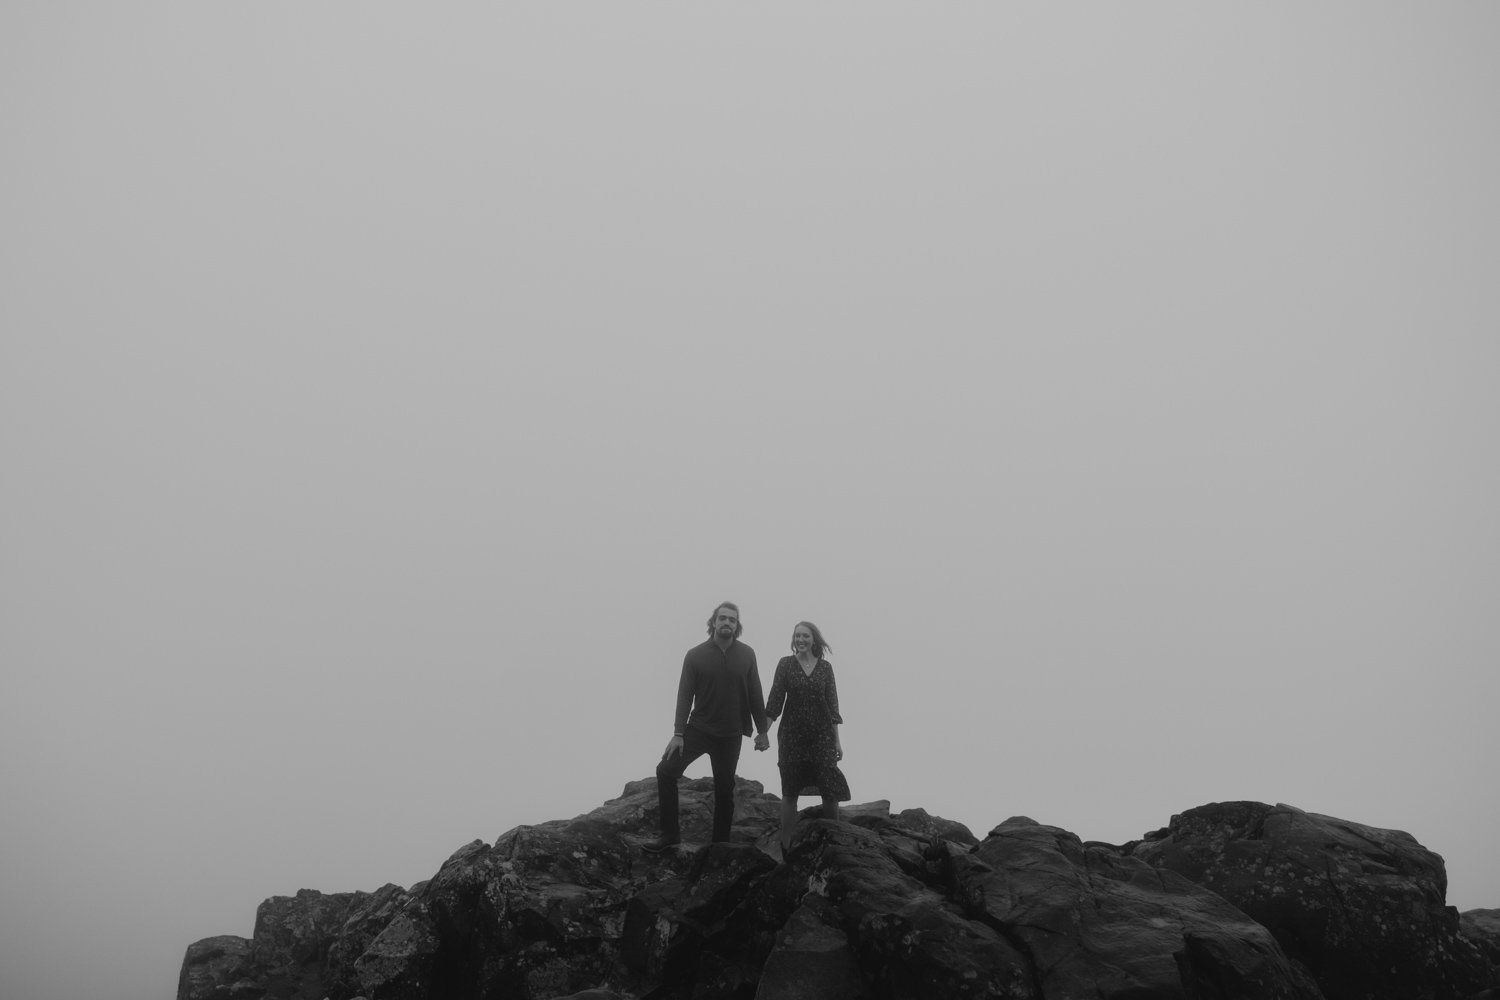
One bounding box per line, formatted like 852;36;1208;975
769;817;1036;998
178;935;259;1000
1464;909;1500;972
1132;801;1494;1000
953;816;1321;999
251;887;386;1000
350;776;776;999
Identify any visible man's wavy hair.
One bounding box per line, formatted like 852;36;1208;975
706;601;744;639
792;620;832;660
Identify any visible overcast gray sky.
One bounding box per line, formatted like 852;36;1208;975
4;6;1498;1000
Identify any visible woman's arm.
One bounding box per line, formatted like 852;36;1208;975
765;658;788;721
823;662;843;725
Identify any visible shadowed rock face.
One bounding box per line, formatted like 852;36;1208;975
1130;801;1495;1000
952;817;1318;999
179;781;1498;1000
178;936;254;1000
1464;910;1500;971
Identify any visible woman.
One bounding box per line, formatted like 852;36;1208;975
765;620;850;849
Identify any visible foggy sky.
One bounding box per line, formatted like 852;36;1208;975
3;6;1498;1000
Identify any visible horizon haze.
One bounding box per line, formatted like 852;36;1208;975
3;7;1498;1000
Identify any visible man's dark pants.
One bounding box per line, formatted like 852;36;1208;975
656;726;742;843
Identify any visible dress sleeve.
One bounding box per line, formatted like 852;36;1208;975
765;658;787;721
823;662;842;725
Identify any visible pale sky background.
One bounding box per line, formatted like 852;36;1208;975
3;6;1498;1000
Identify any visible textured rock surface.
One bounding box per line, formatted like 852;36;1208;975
956;816;1319;999
178;935;256;1000
1131;801;1493;1000
1464;909;1500;970
179;784;1498;1000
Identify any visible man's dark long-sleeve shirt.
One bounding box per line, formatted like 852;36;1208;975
674;638;770;739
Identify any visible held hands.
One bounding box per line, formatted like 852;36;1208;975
664;732;770;755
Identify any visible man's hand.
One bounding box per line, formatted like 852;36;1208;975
753;732;770;752
662;735;684;759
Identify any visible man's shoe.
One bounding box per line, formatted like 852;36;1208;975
641;838;680;855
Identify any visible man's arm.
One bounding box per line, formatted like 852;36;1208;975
747;652;771;751
673;653;696;735
662;653;694;757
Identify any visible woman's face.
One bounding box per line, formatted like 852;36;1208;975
791;625;814;655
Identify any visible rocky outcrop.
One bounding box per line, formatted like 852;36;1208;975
1130;801;1494;1000
178;935;255;1000
1463;909;1500;971
952;817;1319;998
180;781;1499;1000
758;812;1321;999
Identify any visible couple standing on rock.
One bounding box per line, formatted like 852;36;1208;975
643;600;850;854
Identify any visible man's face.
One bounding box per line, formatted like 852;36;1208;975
714;607;739;641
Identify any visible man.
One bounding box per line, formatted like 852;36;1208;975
644;601;771;852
